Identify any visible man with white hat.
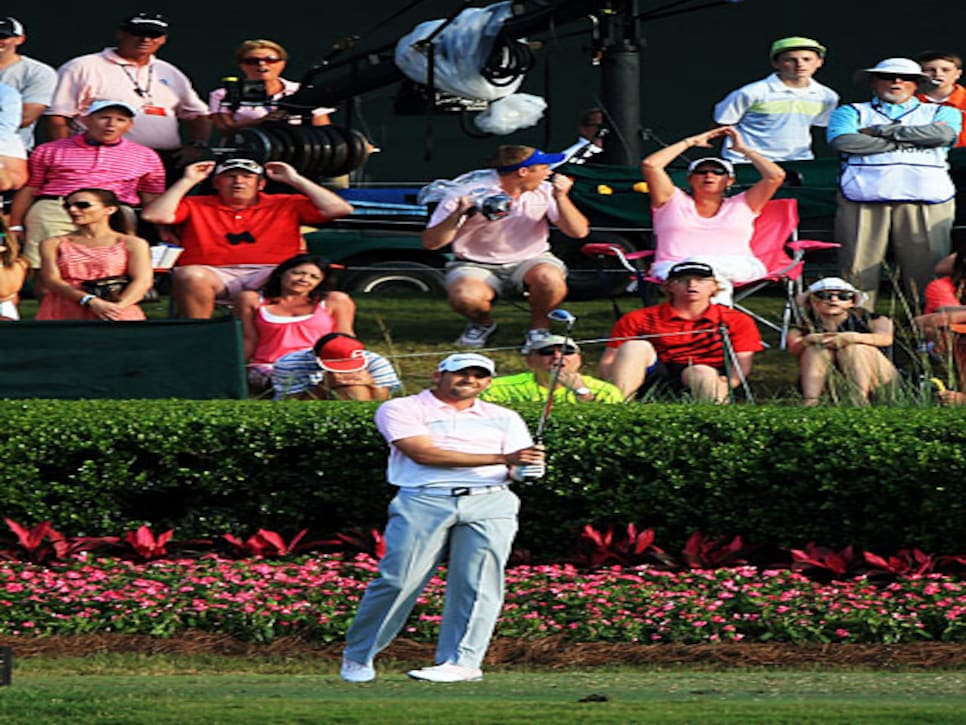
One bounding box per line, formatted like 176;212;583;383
0;16;56;152
340;352;545;684
827;57;962;306
713;36;839;163
141;158;352;318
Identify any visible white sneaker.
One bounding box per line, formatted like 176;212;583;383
521;327;551;353
406;662;483;682
457;321;497;348
340;656;376;683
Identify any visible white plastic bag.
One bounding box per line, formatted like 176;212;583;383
474;93;546;135
418;169;499;205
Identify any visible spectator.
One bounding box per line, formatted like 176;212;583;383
236;253;355;393
0;17;56;152
272;332;402;401
35;188;152;321
340;352;544;684
422;145;589;350
209;39;333;134
916;249;966;406
924;250;966;315
555;107;605;165
44;12;210;179
917;50;966;147
713;36;838;163
788;278;898;406
140;158;352;318
828;57;961;307
481;334;624;404
641;126;785;304
599;261;763;403
0;218;27;319
7;100;165;270
0;80;25;190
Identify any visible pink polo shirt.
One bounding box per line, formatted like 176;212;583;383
428;181;560;264
652;188;758;267
26;135;166;203
374;389;533;488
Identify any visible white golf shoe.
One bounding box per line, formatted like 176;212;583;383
406;662;483;682
340;656;376;683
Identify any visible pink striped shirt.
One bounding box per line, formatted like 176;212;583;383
26;135;166;203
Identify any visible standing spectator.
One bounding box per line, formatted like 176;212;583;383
35;188;152;321
423;145;589;350
713;36;838;163
7;100;165;269
340;352;545;683
788;278;898;406
0;17;56;152
917;50;966;148
140;158;352;318
236;254;355;393
209;39;333;134
481;334;624;404
0;218;28;319
599;261;763;403
271;332;402;401
0;80;25;190
555;107;605;165
44;12;210;179
828;57;961;306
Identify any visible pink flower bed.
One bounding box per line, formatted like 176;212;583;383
0;555;961;644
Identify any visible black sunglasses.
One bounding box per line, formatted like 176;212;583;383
872;73;920;82
813;290;855;302
240;57;284;65
535;346;578;356
691;167;728;176
63;200;95;210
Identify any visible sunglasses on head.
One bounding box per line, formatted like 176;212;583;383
813;290;855;302
63;200;94;210
691;167;728;176
240;57;284;65
535;346;578;356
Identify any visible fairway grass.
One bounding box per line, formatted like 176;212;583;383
1;668;962;724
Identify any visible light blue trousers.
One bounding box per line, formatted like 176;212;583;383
344;487;519;669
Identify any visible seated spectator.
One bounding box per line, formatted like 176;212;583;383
209;39;333;134
599;261;763;403
924;250;965;315
787;278;898;406
271;332;401;401
140;158;353;318
641;126;785;305
0;81;26;190
481;334;623;404
7;100;165;270
916;249;966;405
35;188;152;321
0;218;28;319
236;253;355;393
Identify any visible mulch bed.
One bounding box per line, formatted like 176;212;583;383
1;634;962;668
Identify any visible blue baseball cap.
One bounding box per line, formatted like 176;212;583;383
495;148;566;173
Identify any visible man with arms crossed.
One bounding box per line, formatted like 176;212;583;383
341;352;545;683
600;261;762;403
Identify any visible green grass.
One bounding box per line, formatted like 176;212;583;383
1;661;963;724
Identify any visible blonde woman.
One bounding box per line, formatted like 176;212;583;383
788;278;898;405
209;39;333;133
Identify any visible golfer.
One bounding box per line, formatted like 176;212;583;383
340;352;545;683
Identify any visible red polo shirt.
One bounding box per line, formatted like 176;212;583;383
607;302;763;366
172;193;330;266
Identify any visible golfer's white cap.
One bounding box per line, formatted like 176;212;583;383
438;353;495;376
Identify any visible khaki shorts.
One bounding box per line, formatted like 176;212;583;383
445;253;567;297
174;264;275;301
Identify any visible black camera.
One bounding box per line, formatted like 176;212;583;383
220;77;270;111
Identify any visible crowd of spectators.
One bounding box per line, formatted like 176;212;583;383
0;15;963;406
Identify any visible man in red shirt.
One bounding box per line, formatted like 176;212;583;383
599;261;763;402
917;50;966;147
141;158;352;318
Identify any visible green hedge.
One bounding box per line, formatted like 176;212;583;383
0;400;963;557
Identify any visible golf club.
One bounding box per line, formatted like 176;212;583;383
533;308;577;443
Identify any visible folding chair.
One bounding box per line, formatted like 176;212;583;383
582;198;838;348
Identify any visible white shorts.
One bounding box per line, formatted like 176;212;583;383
445;253;567;297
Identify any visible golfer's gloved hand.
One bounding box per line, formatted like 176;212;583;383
511;464;546;482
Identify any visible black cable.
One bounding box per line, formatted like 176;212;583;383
481;32;534;87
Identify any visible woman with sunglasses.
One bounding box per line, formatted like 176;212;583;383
35;189;152;321
641;125;786;304
209;39;333;133
787;277;898;405
235;253;356;394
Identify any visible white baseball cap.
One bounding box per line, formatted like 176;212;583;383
437;353;495;376
799;277;868;307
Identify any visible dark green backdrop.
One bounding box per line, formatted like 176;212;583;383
19;1;966;179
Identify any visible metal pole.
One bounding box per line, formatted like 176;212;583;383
598;1;641;166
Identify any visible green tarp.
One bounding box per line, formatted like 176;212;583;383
0;317;246;399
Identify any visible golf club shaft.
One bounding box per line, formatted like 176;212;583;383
533;317;576;442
